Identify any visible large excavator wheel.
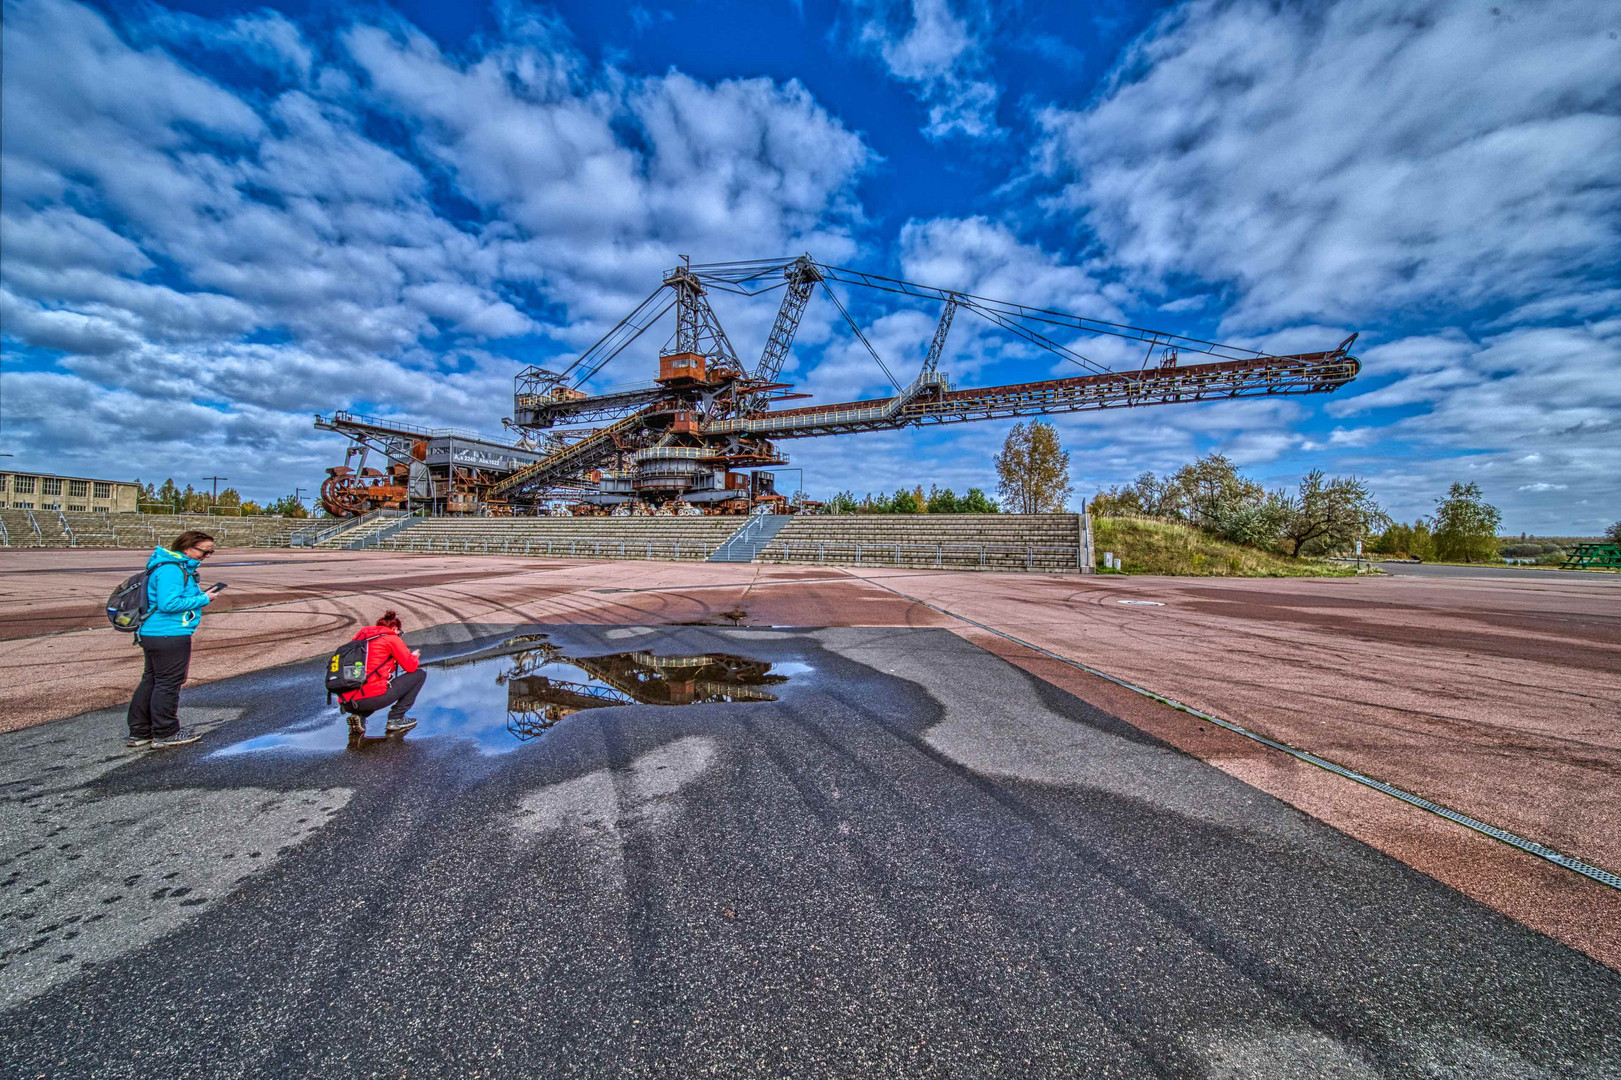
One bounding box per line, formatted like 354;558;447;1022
320;469;373;517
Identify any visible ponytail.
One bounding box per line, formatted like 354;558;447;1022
377;610;402;632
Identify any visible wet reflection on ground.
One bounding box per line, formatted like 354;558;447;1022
214;634;800;757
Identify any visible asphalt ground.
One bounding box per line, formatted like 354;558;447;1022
2;625;1618;1079
1375;561;1621;582
3;549;1618;972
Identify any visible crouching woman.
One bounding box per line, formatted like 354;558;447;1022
337;610;425;735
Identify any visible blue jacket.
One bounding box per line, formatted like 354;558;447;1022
140;547;211;638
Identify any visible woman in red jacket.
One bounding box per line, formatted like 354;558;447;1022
338;611;426;734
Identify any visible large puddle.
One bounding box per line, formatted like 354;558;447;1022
215;634;801;756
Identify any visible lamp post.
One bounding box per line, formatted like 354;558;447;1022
768;468;804;509
202;476;227;501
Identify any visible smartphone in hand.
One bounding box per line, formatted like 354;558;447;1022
209;582;228;594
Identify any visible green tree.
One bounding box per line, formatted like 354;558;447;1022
889;487;922;514
1605;520;1621;546
1432;482;1502;562
265;493;310;518
1092;471;1176;518
1168;454;1263;534
995;420;1072;514
960;488;999;514
1278;471;1389;557
154;478;183;513
1371;520;1436;560
826;490;858;515
927;486;960;513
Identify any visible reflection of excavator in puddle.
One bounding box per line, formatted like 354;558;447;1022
437;635;788;742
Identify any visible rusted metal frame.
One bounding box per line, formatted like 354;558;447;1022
921;296;958;378
551;284;676;388
664;266;742;373
754;257;820;386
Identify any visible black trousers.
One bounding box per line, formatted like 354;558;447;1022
346;669;427;721
128;635;192;739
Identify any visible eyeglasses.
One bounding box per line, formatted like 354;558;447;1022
192;547;215;558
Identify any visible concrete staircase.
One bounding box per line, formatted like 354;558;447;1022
707;515;793;563
313;511;414;550
0;509;44;547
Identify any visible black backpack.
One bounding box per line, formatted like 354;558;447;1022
106;563;186;636
326;637;382;706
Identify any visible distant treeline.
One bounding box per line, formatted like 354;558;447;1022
822;485;999;514
134;478;309;518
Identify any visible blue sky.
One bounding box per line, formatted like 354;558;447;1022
1;0;1616;532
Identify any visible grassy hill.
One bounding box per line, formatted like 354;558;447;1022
1093;516;1356;577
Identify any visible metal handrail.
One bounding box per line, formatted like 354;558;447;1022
363;533;1080;571
347;508;425;549
292;508;402;546
318;410;521;447
378;535;718;560
58;510;74;547
765;541;1082;571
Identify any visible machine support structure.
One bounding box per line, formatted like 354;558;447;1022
321;254;1361;517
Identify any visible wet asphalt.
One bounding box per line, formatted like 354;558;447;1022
1;625;1617;1079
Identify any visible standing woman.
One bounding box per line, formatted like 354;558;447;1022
126;530;225;749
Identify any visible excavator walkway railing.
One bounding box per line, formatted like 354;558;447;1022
491;410;651;498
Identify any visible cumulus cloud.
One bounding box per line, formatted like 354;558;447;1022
850;0;1001;139
1015;0;1621;531
0;0;873;498
1037;0;1621;329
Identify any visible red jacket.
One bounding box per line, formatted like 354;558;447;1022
338;625;419;703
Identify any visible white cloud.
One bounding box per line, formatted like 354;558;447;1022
0;0;873;501
851;0;1001;139
1037;0;1621;329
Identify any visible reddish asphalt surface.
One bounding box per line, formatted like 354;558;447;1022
2;547;1617;970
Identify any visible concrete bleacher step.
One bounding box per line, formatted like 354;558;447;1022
372;516;742;561
0;512;308;550
759;514;1090;573
343;513;1091;574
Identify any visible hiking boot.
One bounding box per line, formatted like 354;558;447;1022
151;728;202;748
385;717;418;734
125;736;152;749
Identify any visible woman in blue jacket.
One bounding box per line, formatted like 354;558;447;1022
126;530;225;749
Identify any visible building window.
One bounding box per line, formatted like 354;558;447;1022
0;474;8;489
68;480;88;497
40;501;61;510
68;504;88;512
12;501;32;509
14;476;35;494
42;477;62;495
93;482;111;499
